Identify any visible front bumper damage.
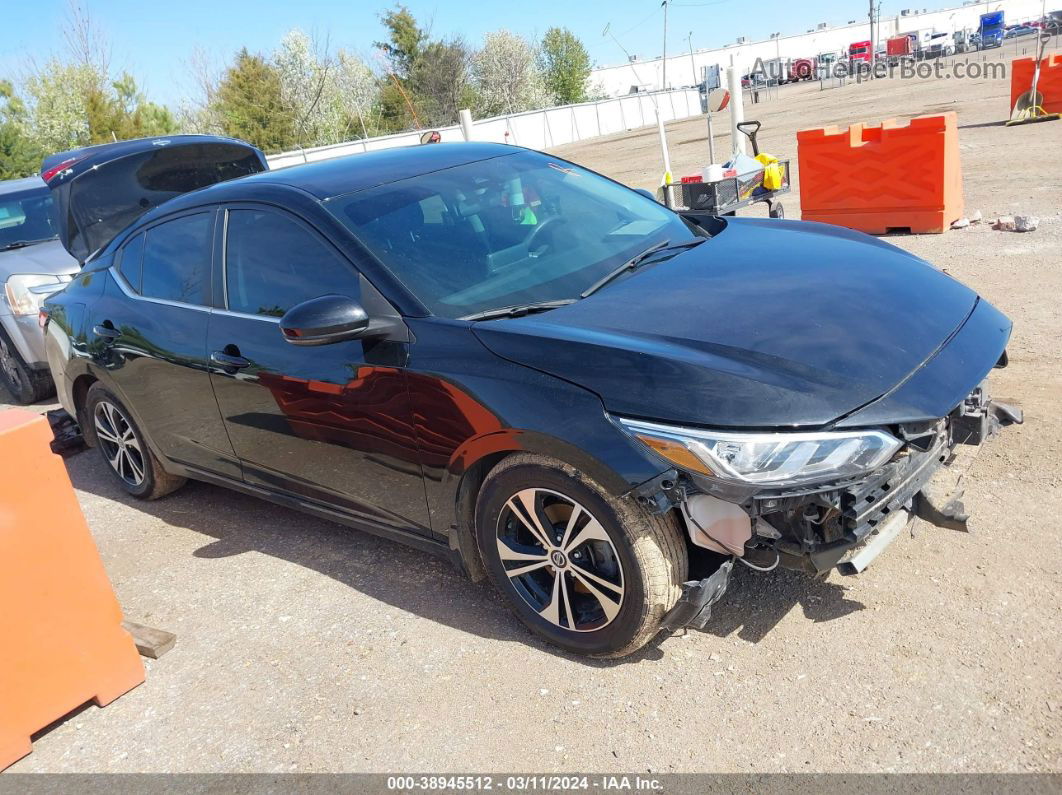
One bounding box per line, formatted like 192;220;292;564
655;388;1022;632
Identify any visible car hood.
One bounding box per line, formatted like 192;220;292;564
473;217;1002;428
0;238;79;276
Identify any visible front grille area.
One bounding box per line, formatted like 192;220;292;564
840;434;951;541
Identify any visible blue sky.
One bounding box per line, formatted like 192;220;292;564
1;0;911;106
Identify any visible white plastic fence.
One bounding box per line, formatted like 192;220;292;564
266;88;702;169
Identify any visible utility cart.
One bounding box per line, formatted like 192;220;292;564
662;121;790;219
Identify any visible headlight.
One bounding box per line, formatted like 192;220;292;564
616;417;902;488
4;274;64;316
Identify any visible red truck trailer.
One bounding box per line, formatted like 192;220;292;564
886;34;915;64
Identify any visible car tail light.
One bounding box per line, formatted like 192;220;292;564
41;156;82;183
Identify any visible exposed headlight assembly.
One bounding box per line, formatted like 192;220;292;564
4;274;64;316
616;417;902;488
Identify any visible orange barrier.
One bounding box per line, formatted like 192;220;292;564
796;112;963;234
0;409;144;771
1011;55;1062;114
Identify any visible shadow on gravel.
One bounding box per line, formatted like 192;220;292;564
699;564;865;644
66;449;862;664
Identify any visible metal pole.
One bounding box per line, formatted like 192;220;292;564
688;32;697;85
707;112;716;164
662;1;669;92
869;0;875;67
727;59;746;156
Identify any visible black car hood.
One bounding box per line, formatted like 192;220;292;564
473;218;1007;428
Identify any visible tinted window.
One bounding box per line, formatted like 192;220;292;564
141;213;213;305
225;209;358;318
324;151;696;319
0;186;58;249
118;232;145;292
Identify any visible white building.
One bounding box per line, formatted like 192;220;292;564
590;0;1048;96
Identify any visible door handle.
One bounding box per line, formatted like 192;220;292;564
92;324;121;341
210;350;251;370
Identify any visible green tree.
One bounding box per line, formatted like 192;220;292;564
375;5;424;78
212;49;295;153
539;27;591;105
410;38;475;127
375;5;427;132
85;73;178;144
0;80;44;179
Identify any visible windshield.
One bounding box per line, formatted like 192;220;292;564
324;151;697;319
0;186;58;250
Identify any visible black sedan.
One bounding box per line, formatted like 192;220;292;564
41;136;1019;657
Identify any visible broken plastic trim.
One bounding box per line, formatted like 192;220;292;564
660;559;734;631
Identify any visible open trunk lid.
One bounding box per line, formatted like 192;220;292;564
40;135;268;263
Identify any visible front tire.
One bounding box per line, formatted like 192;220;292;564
84;383;186;500
0;329;53;404
476;454;687;658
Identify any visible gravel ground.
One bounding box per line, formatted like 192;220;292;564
3;49;1060;774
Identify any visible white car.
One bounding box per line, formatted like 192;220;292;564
0;176;79;403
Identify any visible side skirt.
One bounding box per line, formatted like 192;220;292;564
169;462;452;561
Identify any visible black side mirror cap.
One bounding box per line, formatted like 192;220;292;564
279;294;371;346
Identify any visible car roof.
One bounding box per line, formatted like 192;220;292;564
0;176;47;196
162;141;521;212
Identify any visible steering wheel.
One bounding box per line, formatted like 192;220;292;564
524;216;568;253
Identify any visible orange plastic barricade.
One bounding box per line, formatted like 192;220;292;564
0;409;144;771
1011;55;1062;114
796;112;963;234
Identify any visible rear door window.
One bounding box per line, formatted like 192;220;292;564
140;213;214;305
224;209;358;318
118;232;145;292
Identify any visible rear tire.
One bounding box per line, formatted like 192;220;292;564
0;329;54;404
84;383;186;500
476;453;687;658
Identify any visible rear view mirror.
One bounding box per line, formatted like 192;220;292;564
279;295;370;346
634;188;659;203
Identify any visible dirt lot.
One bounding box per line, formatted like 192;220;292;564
3;49;1061;774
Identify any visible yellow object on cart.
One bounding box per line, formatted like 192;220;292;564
757;153;783;191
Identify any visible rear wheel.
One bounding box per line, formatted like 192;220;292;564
85;383;186;500
476;454;687;657
0;329;53;404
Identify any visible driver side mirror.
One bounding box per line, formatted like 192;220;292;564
634;188;660;203
279;294;370;346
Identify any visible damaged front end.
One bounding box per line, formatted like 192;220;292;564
622;385;1022;631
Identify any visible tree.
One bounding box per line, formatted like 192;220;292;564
539;27;591;105
410;37;474;127
472;31;547;117
375;5;424;79
0;80;44;179
333;51;381;140
374;5;427;132
212;50;295;153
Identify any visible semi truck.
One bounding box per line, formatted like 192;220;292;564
979;11;1005;48
848;40;872;65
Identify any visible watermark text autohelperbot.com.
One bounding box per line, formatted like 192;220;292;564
749;56;1007;83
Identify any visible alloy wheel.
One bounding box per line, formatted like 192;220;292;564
94;400;146;487
496;488;625;632
0;336;23;392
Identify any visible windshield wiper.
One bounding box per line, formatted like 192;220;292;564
580;238;705;299
461;299;577;322
1;237;56;252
